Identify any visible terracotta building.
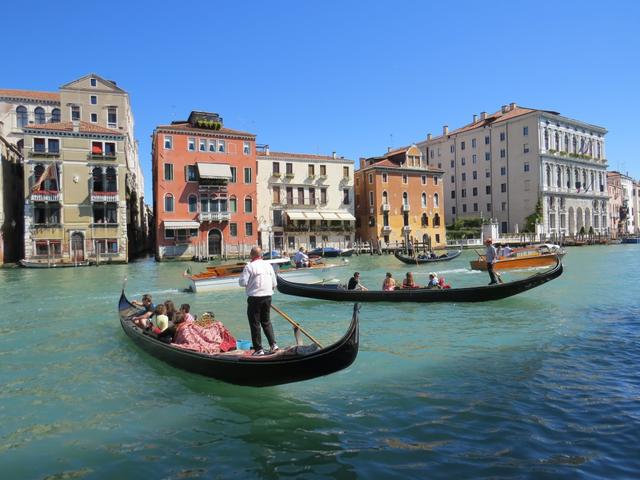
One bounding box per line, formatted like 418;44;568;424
152;111;257;260
354;144;446;248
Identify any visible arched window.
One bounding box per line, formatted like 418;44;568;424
544;129;549;149
51;108;61;123
433;213;441;226
106;167;117;192
34;107;45;124
421;213;428;226
433;193;439;208
92;167;104;192
200;194;209;212
229;196;237;213
164;194;174;212
188;194;197;213
421;192;427;208
572;136;577;152
382;191;388;204
244;197;253;213
597;142;601;159
555;131;560;150
33;164;45;191
556;166;562;188
402;192;408;206
546;165;551;186
564;134;569;152
16;106;27;128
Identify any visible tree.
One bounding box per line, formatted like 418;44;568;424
523;199;543;233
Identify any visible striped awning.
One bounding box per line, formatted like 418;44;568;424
164;220;200;229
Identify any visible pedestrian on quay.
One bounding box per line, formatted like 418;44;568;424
485;238;500;285
239;246;279;356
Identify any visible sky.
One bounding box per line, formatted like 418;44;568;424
2;0;639;201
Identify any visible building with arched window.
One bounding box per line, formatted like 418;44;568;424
152;111;257;260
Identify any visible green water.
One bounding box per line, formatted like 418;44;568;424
1;246;639;478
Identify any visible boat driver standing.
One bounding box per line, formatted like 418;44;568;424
485;238;499;285
239;246;279;356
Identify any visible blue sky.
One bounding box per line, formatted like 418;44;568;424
3;0;639;200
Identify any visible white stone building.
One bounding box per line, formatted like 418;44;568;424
417;103;609;238
256;147;355;252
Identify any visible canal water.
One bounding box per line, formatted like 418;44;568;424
1;246;639;478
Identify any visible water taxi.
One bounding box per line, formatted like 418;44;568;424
470;244;566;271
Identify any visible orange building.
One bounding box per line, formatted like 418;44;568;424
152;111;257;260
354;144;446;248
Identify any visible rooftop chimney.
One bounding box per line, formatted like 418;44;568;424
387;147;391;153
443;125;449;135
501;105;508;114
509;102;516;111
427;133;432;141
473;114;478;123
265;145;270;155
332;151;337;159
480;111;487;120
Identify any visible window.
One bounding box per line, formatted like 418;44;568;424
199;139;206;151
382;172;388;183
310;188;316;204
369;191;374;206
472;171;477;180
91;113;98;123
501;166;506;175
188;195;197;212
244;167;252;183
33;202;61;225
501;221;508;233
164;229;175;239
186;165;197;181
473;203;478;212
451;191;456;199
421;213;428;226
343;189;350;204
308;164;315;177
486;169;490;178
451;175;455;183
164;136;172;149
51;108;60;123
230;167;237;183
523;126;529;136
243;141;250;155
272;162;280;175
35;240;62;257
71;105;80;121
244;197;253;213
92;202;118;224
218;140;226;152
523;144;529;154
450;145;455;153
34;107;45;124
500;132;506;141
486;185;491;194
462;204;467;213
188;138;195;151
320;165;327;176
229;197;237;212
164;163;173;181
16;106;27;128
472;138;477;148
343;166;349;178
48;138;60;153
462;173;466;182
33;164;58;191
485;135;490;145
91;95;97;105
164;194;174;212
485;152;491;161
297;187;304;204
461;141;466;150
501;183;507;193
421;192;427;208
524;162;530;172
208;140;216;152
450;160;454;168
368;173;373;184
107;107;117;127
286;163;293;175
90;78;97;87
472;187;478;196
95;239;118;254
461;188;467;198
230;223;237;236
452;206;456;215
487;203;492;211
272;186;281;204
245;222;253;236
472;154;477;164
421;175;427;185
34;138;46;153
500;149;506;158
461;157;466;165
321;188;327;204
402;174;408;184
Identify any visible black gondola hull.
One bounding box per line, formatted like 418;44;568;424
394;250;462;264
119;294;359;387
277;261;563;303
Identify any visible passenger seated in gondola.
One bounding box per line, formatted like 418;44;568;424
430;252;438;259
180;303;195;323
417;252;429;260
347;272;368;290
164;300;177;323
402;272;420;289
427;272;441;289
438;277;451;289
172;311;237;354
382;272;397;291
151;304;169;334
131;294;155;328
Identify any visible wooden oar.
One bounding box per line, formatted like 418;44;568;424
271;304;324;348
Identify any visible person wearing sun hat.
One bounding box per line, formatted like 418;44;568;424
485;238;499;285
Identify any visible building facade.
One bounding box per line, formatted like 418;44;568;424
0;73;147;261
152;111;257;260
607;171;635;235
0;135;23;264
256;148;355;252
22;122;128;264
354;145;446;248
417;103;609;238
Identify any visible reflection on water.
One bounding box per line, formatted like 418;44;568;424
1;247;640;477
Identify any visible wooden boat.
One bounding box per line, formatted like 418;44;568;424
394;250;462;264
308;247;354;257
19;259;92;268
118;291;360;387
276;261;563;303
470;244;566;271
186;257;346;292
622;236;640;244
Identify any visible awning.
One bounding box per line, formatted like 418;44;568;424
197;162;232;179
320;212;340;220
303;212;324;220
335;212;356;221
164;220;200;229
286;211;306;220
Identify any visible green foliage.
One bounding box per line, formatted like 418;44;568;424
446;217;482;239
523;198;543;233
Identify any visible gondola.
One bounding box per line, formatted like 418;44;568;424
118;291;360;387
277;260;563;303
394;249;462;264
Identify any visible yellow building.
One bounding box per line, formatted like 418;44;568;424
354;145;446;248
22;121;127;265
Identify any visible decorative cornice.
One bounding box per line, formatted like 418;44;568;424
154;127;255;141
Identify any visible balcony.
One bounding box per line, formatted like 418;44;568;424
88;153;117;161
284;173;295;179
31;190;61;202
282;200;325;209
382;203;390;212
402;203;411;212
271;172;282;178
91;191;119;202
199;211;231;222
31;149;60;158
198;184;228;196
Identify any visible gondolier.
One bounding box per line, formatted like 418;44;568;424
485;238;499;285
239;246;279;356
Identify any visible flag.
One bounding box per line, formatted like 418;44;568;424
31;163;56;193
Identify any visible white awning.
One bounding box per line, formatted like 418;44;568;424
197;162;232;179
335;212;356;221
286;211;306;220
164;220;200;229
320;212;340;220
304;212;324;220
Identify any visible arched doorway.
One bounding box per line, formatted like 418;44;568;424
568;207;575;235
576;207;584;233
71;232;85;262
208;229;222;256
585;207;592;231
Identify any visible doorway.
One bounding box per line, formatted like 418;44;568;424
71;232;85;262
208;229;222;256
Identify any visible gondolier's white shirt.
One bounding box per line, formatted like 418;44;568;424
239;258;277;297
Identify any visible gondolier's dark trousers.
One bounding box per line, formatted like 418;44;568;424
487;262;499;285
247;295;276;351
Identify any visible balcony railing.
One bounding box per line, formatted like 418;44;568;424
281;200;326;208
402;203;410;212
91;191;119;202
199;211;231;222
88;153;117;160
32;149;60;157
198;184;228;195
382;203;390;212
31;190;61;202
